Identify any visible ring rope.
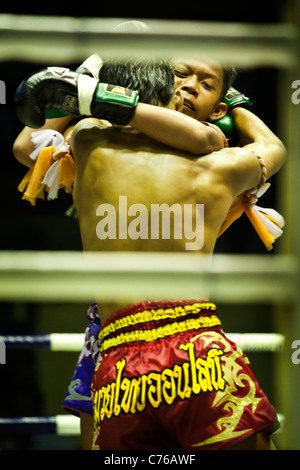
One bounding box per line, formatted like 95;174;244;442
0;333;285;352
0;14;296;68
0;251;297;303
0;415;80;436
0;413;283;435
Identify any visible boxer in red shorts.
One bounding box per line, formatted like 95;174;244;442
14;55;286;449
92;300;279;450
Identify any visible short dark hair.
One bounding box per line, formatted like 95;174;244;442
221;66;238;101
99;58;175;107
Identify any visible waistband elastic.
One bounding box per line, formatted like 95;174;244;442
99;300;220;353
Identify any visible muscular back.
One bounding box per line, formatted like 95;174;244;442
71;118;262;255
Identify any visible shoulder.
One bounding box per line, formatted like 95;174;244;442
71;117;111;142
70;118;112;158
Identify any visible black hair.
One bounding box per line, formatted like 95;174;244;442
99;58;175;107
221;66;238;100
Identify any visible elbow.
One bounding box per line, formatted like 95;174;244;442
278;140;288;165
13;139;34;168
269;138;288;173
12;139;24;162
275;140;288;173
254;129;288;170
260;138;288;180
190;127;226;155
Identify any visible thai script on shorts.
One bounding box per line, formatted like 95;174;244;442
93;342;225;424
95;196;204;251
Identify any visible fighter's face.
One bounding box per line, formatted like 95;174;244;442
172;59;226;122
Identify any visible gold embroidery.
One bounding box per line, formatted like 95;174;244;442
191;331;261;447
99;302;216;344
93;341;225;425
100;314;221;352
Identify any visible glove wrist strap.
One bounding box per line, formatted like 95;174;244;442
77;74;98;115
95;83;139;108
76;54;103;79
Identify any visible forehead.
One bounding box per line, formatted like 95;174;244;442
171;58;223;81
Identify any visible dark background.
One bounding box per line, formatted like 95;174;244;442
0;2;290;450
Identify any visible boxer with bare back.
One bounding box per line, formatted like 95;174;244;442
14;56;286;450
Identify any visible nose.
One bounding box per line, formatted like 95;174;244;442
180;75;199;96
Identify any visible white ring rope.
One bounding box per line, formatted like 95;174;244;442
0;14;296;67
0;415;80;436
0;251;297;303
0;332;285;352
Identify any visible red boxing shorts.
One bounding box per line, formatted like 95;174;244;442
92;300;279;450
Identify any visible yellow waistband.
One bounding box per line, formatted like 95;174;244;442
99;302;219;352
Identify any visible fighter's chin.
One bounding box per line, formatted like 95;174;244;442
181;105;196;118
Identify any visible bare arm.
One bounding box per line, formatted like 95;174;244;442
13;115;73;168
231;107;287;180
14;104;225;169
203;108;287;199
129;103;227;154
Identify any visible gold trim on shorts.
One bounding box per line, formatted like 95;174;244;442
99;302;219;352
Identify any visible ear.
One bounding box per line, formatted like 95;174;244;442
208;101;228;121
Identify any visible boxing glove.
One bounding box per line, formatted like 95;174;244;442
15;67;139;128
224;87;252;113
213;114;239;146
44;54;103;120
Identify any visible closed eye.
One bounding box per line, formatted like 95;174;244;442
174;70;188;78
201;81;214;90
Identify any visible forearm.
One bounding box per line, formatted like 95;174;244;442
13;115;73;168
130;103;226;155
231;107;287;179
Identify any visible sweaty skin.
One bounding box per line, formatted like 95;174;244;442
71;108;285;308
70;59;285;271
72;122;240;256
12;57;286;319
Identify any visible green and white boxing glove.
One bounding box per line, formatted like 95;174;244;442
224;87;252;113
44;54;103;120
15;66;139;128
213;87;252;145
78;75;139;124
